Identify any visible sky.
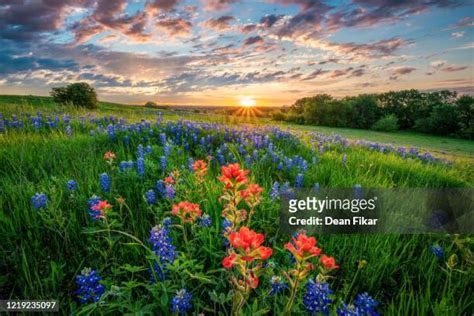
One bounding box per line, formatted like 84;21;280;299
0;0;473;106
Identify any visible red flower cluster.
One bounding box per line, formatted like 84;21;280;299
284;233;321;261
164;176;175;185
171;201;202;223
91;200;112;220
192;160;208;177
223;226;272;267
320;255;339;269
217;163;249;189
240;184;263;204
103;151;116;161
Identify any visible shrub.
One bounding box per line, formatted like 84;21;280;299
51;82;97;109
271;111;286;121
371;114;399;132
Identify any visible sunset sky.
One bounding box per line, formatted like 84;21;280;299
0;0;473;106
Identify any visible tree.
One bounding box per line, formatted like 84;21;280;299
371;114;399;132
347;94;381;129
456;95;474;139
51;82;98;109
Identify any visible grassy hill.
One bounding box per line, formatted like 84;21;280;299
1;94;473;162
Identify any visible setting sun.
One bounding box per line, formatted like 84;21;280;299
239;96;256;107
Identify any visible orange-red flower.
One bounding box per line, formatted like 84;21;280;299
103;151;116;161
228;226;272;262
240;183;263;201
171;201;202;223
164;176;175;185
217;163;249;189
222;253;238;268
284;233;321;261
91;200;112;219
320;255;339;269
192;160;208;177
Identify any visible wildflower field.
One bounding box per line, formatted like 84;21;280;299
0;97;473;315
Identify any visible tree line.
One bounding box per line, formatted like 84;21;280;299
272;90;473;139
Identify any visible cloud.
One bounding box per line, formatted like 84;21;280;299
441;65;468;72
156;18;192;37
145;0;181;14
451;31;465;38
201;0;238;11
0;0;93;41
202;15;235;31
240;24;257;33
260;14;285;28
243;36;264;46
389;66;416;80
455;16;474;27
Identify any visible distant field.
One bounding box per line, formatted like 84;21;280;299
1;94;473;163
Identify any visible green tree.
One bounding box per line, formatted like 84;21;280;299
347;94;380;129
51;82;98;109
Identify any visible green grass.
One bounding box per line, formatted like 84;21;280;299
0;95;473;315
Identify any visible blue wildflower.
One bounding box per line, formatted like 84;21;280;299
145;189;156;204
342;154;348;167
65;125;72;136
106;124;115;140
430;244;443;259
269;276;288;296
353;184;363;199
156;180;166;195
270;181;280;200
67;180;78;191
303;279;333;314
119;161;134;172
160;156;167;170
137;157;145;176
354;292;379;315
171;289;192;315
137;144;144;158
198;214;212;227
146;145;152;154
149;225;176;281
31;192;47;210
162;217;172;227
75;268;105;304
99;173;111;192
164;185;175;200
295;173;304;188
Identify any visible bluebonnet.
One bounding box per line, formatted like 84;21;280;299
149;225;176;281
269;276;288;296
354;293;379;315
75;268;105;304
295;173;304;188
146;145;152;154
99;173;111;192
188;158;194;173
119;161;134;172
303;279;333;314
137;144;144;158
137;157;145;176
31;193;47;210
65;125;72;136
145;190;156;204
67;180;78;191
338;293;379;315
162;217;172;227
164;185;175;200
221;218;232;247
88;195;101;208
160;156;167;170
270;181;280;200
342;154;348;167
430;244;443;259
106;124;115;140
171;289;192;315
198;214;212;227
164;144;171;157
156;180;166;195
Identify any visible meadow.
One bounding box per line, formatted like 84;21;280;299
0;95;473;315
